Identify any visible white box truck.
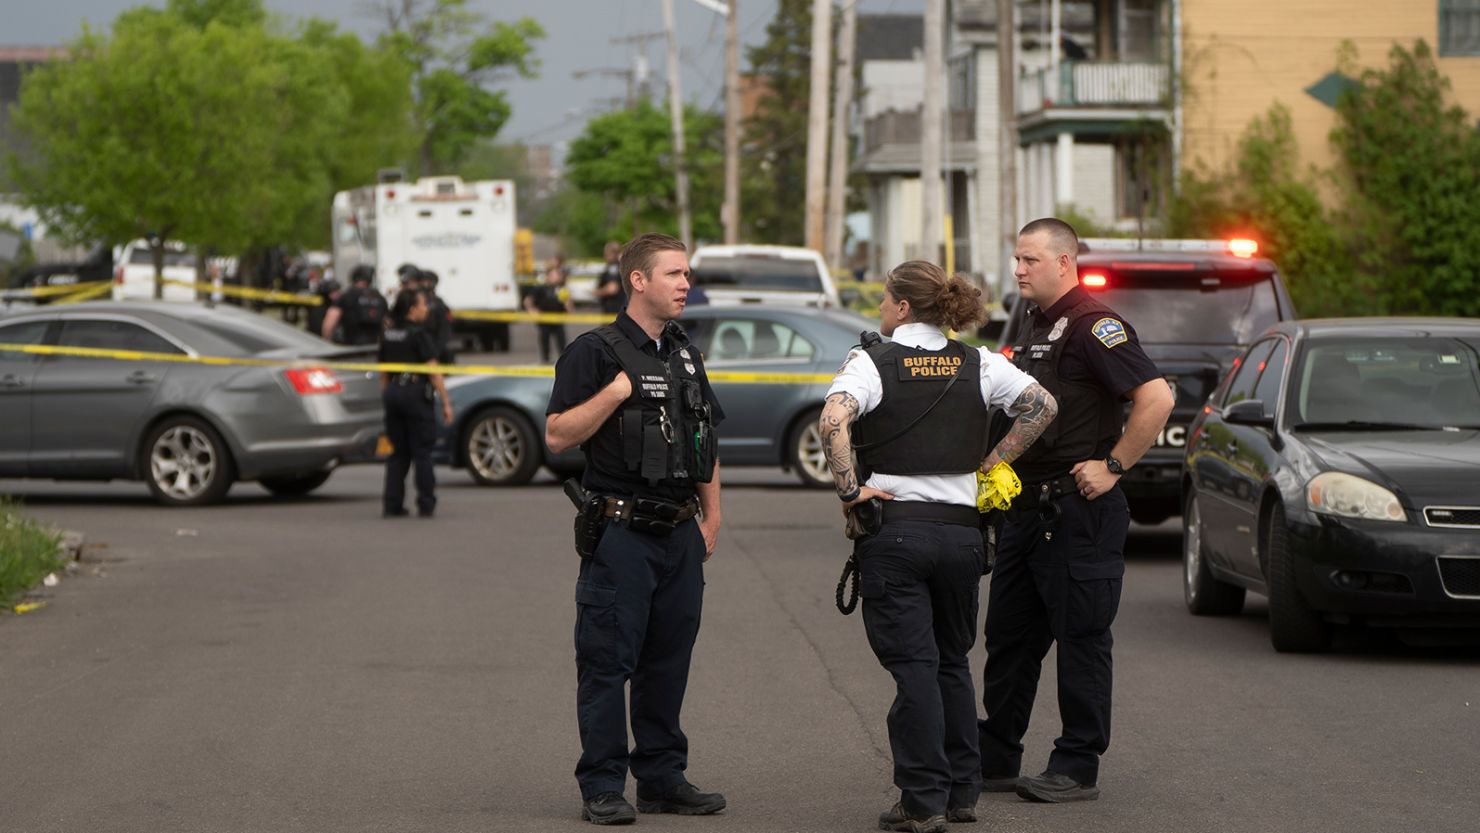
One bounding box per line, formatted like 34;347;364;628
332;175;519;351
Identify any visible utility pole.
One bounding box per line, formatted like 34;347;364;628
921;0;944;263
660;0;693;250
825;0;857;269
804;0;833;253
997;0;1018;278
723;0;741;244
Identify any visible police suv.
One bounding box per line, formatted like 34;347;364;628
999;238;1297;525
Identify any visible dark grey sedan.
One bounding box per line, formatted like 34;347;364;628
442;305;876;487
0;302;384;505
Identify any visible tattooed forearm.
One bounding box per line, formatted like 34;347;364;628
820;391;862;497
983;383;1058;469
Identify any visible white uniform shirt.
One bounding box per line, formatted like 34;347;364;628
827;322;1036;506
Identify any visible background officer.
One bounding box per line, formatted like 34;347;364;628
321;265;387;345
820;260;1057;833
594;240;626;314
978;218;1174;803
544;233;726;826
377;288;452;519
418;269;455;364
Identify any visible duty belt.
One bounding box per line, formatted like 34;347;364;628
1004;474;1079;523
601;494;701;535
880;500;981;527
390;372;427;386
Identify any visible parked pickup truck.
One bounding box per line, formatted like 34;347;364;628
689;244;841;309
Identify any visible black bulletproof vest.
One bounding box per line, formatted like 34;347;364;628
1009;297;1124;481
855;339;989;477
594;323;716;487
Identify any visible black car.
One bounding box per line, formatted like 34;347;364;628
998;238;1297;524
1182;318;1480;652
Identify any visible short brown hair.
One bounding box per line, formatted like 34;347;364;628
886;260;986;332
1019;217;1080;258
618;233;687;295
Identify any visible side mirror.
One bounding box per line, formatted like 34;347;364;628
1223;399;1274;428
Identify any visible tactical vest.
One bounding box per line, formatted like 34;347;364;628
594;323;716;487
1009;296;1125;480
854;338;989;477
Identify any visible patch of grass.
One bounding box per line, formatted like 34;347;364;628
0;499;63;610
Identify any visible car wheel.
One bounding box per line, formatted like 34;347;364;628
1183;490;1245;615
142;416;235;506
1265;501;1332;653
788;409;833;489
464;406;541;486
259;471;332;497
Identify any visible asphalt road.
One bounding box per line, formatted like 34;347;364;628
3;460;1478;832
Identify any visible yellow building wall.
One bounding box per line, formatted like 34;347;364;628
1180;0;1480;177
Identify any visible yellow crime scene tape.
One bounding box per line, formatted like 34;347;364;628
162;279;324;306
1;280;112;300
0;342;835;384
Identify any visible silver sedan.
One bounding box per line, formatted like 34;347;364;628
0;302;384;505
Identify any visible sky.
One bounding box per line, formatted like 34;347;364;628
7;0;924;149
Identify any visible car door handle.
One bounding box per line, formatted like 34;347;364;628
126;370;158;384
0;373;25;389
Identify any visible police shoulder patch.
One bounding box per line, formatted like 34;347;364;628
1091;317;1128;348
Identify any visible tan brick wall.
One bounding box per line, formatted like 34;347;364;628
1180;0;1480;178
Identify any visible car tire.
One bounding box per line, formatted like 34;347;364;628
259;471;332;497
1183;490;1245;615
464;406;541;486
142;415;236;506
787;409;834;489
1265;501;1332;653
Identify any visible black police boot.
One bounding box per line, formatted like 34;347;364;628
635;781;726;815
1015;770;1100;803
878;802;948;833
580;792;637;825
946;805;977;823
981;772;1021;793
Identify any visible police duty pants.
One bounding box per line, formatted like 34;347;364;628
537;324;567;364
978;487;1128;787
858;519;985;818
573;518;705;800
381;384;437;515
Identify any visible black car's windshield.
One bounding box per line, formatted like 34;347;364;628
1291;337;1480;429
693;256;823;293
1084;271;1280;345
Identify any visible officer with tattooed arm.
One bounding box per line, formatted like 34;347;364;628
978;218;1174;804
545;233;726;826
820;260;1058;833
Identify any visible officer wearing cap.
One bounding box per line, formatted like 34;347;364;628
417;269;455;364
821;260;1057;833
545;232;727;826
978;218;1174;803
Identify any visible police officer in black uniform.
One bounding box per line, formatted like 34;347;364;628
594;240;627;314
545;233;726;826
978;218;1173;803
820;260;1057;833
418;269;455;364
378;288;452;518
321;265;388;345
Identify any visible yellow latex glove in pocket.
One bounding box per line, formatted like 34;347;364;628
976;461;1022;513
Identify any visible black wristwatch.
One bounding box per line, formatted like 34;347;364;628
1105;456;1126;476
838;486;861;503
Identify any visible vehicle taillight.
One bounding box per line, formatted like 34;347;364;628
1082;273;1107;288
284;367;343;395
1228;238;1259;258
114;266;124;284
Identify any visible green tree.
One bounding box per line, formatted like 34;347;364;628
1330;41;1480;317
375;0;544;173
743;0;812;244
562;102;724;255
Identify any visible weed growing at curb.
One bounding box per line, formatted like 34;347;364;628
0;498;63;610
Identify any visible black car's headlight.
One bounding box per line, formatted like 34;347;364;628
1306;472;1406;522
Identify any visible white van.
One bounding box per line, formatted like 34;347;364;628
111;239;199;303
689;244;840;309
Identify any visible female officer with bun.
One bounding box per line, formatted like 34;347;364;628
819;261;1058;833
379;288;453;518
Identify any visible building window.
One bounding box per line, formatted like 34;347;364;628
1441;0;1480;56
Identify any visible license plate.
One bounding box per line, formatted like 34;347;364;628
375;435;394;456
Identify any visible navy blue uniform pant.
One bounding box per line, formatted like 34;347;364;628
858;519;985;818
574;518;705;799
382;384;436;515
978;486;1128;786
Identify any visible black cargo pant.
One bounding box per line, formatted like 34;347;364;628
858;519;986;818
573;516;705;800
978;486;1128;786
382;383;437;515
537;323;567;364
